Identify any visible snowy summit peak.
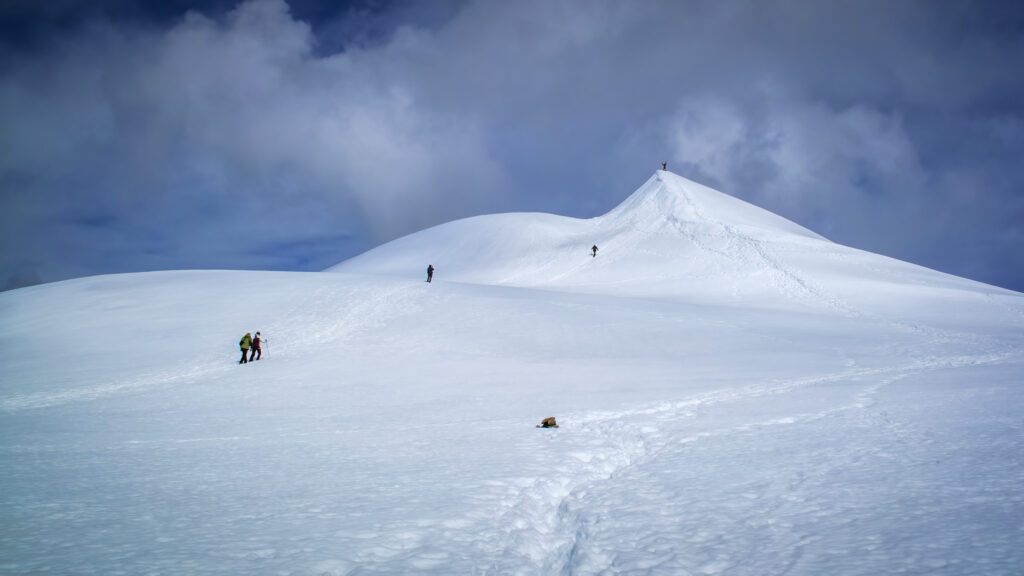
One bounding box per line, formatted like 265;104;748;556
602;171;824;241
603;171;703;223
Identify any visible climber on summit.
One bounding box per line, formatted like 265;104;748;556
426;264;434;283
591;245;599;258
662;162;667;171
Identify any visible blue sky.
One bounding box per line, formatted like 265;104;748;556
1;0;1022;291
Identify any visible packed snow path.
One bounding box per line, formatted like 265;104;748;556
2;171;1023;574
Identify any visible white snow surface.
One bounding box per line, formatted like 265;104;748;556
2;171;1023;575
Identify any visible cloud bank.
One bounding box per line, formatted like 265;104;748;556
1;0;1022;291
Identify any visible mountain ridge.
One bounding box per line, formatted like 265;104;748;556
327;171;1005;310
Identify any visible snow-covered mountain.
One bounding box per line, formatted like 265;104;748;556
329;171;829;292
333;171;1013;324
1;171;1022;575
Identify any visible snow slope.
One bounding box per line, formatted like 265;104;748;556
331;172;1006;317
1;171;1022;575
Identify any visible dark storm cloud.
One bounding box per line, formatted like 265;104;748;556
1;0;1022;291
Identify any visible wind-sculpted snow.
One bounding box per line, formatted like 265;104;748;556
1;172;1023;574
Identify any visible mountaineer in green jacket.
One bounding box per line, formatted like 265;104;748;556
239;332;252;364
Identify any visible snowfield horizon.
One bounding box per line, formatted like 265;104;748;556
2;171;1022;574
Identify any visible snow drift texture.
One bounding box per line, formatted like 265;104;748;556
2;171;1022;575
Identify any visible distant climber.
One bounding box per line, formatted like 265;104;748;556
249;331;262;362
537;417;559;428
662;162;667;171
591;245;598;258
239;332;252;364
426;264;435;283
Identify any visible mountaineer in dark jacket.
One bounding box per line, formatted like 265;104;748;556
249;331;262;362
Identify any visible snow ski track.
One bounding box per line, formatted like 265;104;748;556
461;351;1018;575
0;360;233;412
279;281;421;354
670;178;861;316
984;291;1024;324
0;282;421;412
672;179;955;341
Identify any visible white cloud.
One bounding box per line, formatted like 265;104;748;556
665;89;930;244
1;0;1022;290
0;0;513;284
